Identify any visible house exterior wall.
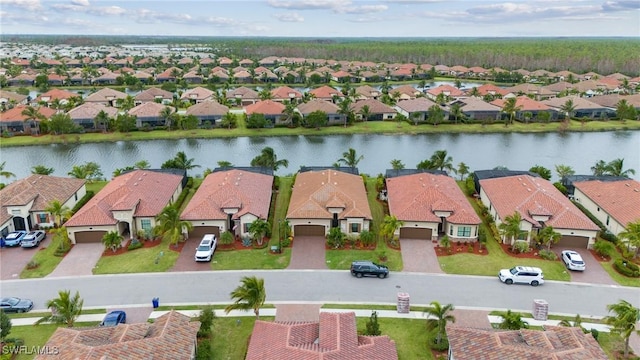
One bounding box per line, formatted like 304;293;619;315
288;218;331;236
573;188;626;236
67;224;117;243
239;213;259;237
339;218;370;235
554;228;599;247
395;221;439;240
446;223;480;242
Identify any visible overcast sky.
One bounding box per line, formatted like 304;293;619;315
1;0;639;37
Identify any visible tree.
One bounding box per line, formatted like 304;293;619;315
616;99;638;121
220;112;237;129
618;220;640;257
379;215;404;242
591;160;608;176
449;103;464;124
67;162;103;182
429;150;454;172
424;301;455;346
337;148;364;169
604;299;640;358
359;105;371;122
0;311;11;342
224;276;266;318
535;226;561;251
134;160;150;169
303;110;327;129
248;219;270;246
529;165;552;180
161;151;200;174
45;200;72;227
499;211;523;245
155;205;193;247
47;113;79;135
217;160;233;168
605;158;636;177
102;230;123;253
554;164;575;181
364;311;381;336
31;165;54;175
560;99;576;122
390;159;405;170
456;162;470;181
250;147;288;171
116;95;135;111
337;97;353;127
246;113;269;129
427;104;444;125
180;114;199;130
35;290;83;328
0;161;15;179
115;113;137;132
497;309;529;330
559;314;585;332
20;106;46;135
502;97;521;126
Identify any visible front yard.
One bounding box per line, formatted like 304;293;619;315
92;237;179;274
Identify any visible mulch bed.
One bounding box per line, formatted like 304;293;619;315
325;241;377;250
102;239;161;257
435;241;488;256
589;249;611;262
498;243;546;260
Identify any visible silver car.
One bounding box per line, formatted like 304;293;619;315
562;250;586;271
21;230;46;248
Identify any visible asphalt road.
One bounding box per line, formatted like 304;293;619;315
1;271;638;317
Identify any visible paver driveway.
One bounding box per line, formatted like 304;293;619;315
48;243;104;277
400;239;443;273
288;236;327;269
170;237;212;272
0;236;52;280
555;247;616;285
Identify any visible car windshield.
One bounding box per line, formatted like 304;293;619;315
509;268;518;275
103;318;118;326
5;298;19;306
197;245;211;251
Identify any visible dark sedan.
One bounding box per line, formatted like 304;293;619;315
0;297;34;313
100;310;127;326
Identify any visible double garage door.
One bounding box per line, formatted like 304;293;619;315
74;231;107;244
189;226;220;240
294;225;325;237
556;235;589;248
399;227;432;240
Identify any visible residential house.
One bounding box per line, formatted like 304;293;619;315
426;84;465;102
351;99;397;121
389;85;421;100
571;178;640;237
217;57;233;67
270;85;303;103
0;105;55;133
478;173;599;248
543;81;575;96
0;175;86;236
446;325;607;360
129;102;173;128
92;71;118;85
46;73;66;86
134;87;174;105
34;88;77;107
64;169;185;244
67;102;118;129
184;100;229;126
180;86;214;104
155;67;180;83
309;85;343;102
36;311;199;360
233;70;253;83
7;73;35;87
394;97;438;123
386;172;481;241
245;100;285;125
227;86;260;106
469;84;509;99
542;95;613;119
296;99;345;126
504;83;556;100
452;97;502;122
588;94;640;113
133;70;154;83
84;88;127;107
182;70;204;84
181;168;273;239
0;90;28;109
331;70;354;83
287;168;372;237
354;85;381;100
491;96;557;122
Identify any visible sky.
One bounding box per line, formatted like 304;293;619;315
0;0;639;37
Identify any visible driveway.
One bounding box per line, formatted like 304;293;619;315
0;236;52;280
288;236;327;269
48;243;104;277
555;247;616;285
170;237;212;272
400;239;443;273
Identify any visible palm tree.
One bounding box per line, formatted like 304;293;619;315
604;299;640;358
160;106;175;129
31;165;55;175
499;211;523;245
618;220;640;257
134;160;150;169
424;301;455;346
559;314;585;332
20;106;46;135
163;151;200;174
337;148;364;169
224;276;266;318
44;200;73;227
535;226;561;251
337;97;353;127
155;205;193;247
379;215;404;242
560;99;576;122
497;310;529;330
93;110;111;132
605;158;636;177
102;231;123;253
0;161;15;179
117;95;135;111
427;104;445;125
554;164;575;181
456;162;470;181
390;159;405;170
591;160;608;176
502;97;521;126
35;290;83;328
248;219;270;246
250;147;288;171
430;150;454;172
359;105;371;122
449;103;464;124
220;112;237;129
217;160;233;168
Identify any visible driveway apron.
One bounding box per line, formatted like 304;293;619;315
288;236;327;269
48;243;104;277
169;237;212;272
555;247;616;285
400;239;444;273
1;237;52;280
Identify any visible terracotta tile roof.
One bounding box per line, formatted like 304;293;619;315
245;100;285;115
309;85;343;99
287;170;372;220
296;99;340;115
65;170;182;227
185;100;229;117
129;102;170;118
233;70;252;79
351;99;396;114
387;173;480;224
227;86;259;100
479;175;599;231
457;97;502;112
447;325;607;360
588;94;640;108
1;105;56;123
134;88;174;103
271;86;302;100
543;81;574;93
181;169;273;221
427;84;465;97
390;85;420;98
395;97;437;112
491;96;551;112
542;96;607;111
0;90;28;104
67;103;118;120
35;311;198;360
355;85;381;98
180;86;214;101
472;83;509;96
574;179;640;227
84;88;127;103
246;312;398;360
35;88;77;103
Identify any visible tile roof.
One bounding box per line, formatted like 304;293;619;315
35;88;77;102
574;179;640;227
588;94;640;108
427;84;465;97
296;99;340;115
491;96;551;112
309;85;343;99
390;85;420;97
246;312;398;360
271;85;303;100
65;170;182;227
387;173;481;224
447;325;607;360
287;170;372;220
395;97;438;112
351;99;396;114
479;175;599;231
472;83;510;96
227;86;259;100
0;90;28;103
355;85;381;98
67;103;118;120
134;88;174;102
181;169;273;221
185;100;229;117
0;105;56;122
180;86;214;101
35;311;199;360
245;100;285;115
84;88;127;103
542;96;608;111
457;97;502;112
128;102;170;118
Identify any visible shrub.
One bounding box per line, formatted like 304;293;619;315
359;230;375;247
553;182;567;195
197;306;215;339
613;259;640;277
538;249;557;260
513;241;530;254
127;239;143;251
593;240;615;258
327;227;345;249
600;231;618;243
26;260;40;269
468;244;474;253
364;311;381;336
281;236;291;247
220;231;234;245
429;337;450;352
195;339;212;360
590;328;599;341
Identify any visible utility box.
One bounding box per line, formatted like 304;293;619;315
397;292;410;314
533;299;549;321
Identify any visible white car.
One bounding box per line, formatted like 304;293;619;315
562;250;586;271
499;266;544;286
20;230;46;248
194;234;217;262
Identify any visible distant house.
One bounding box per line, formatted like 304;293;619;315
0;105;55;133
0;90;28;108
129;102;173;128
542;95;614;119
67;102;118;129
354;85;381;100
134;87;174;105
491;96;557;122
64;169;185;244
296;99;345;126
451;97;502;122
270;86;303;103
309;85;343;102
180;86;214;104
227;86;260;106
181;168;273;239
34;88;77;107
389;85;421;100
351;99;397;121
246;312;398;360
287;168;372;237
426;84;465;101
386;173;481;241
84;88;127;107
36;311;199;360
0;175;86;236
446;325;607;360
185;100;229;126
245;100;285;125
394;97;438;123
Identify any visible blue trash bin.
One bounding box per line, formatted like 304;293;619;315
152;297;159;308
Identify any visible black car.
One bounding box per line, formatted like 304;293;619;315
350;261;389;279
0;297;34;313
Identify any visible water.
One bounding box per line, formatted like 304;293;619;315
1;131;638;182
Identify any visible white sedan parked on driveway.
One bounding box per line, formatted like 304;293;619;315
562;250;586;271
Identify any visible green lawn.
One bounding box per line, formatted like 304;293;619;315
84;180;108;194
209;316;272;360
268;176;293;250
3;322;100;360
599;250;640;287
210;248;291;270
20;236;66;279
356;317;434;360
92;237;179;274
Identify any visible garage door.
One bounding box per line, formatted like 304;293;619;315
74;231;107;244
399;227;432;240
294;225;325;237
189;226;220;240
556;235;589;248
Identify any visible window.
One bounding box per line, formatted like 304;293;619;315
141;219;152;231
350;223;361;233
244;223;251;233
517;231;528;240
449;226;453;236
606;216;610;226
457;226;471;237
38;213;47;223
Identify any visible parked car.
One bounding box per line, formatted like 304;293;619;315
0;297;34;313
20;230;46;248
562;250;586;271
350;261;389;279
194;234;217;262
498;266;544;286
3;231;27;247
100;310;127;326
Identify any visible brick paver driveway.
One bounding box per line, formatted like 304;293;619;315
0;236;52;280
400;239;444;273
288;236;327;269
555;247;616;285
48;243;104;277
170;237;212;272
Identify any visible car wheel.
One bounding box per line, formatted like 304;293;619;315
17;309;24;313
356;273;363;278
531;280;539;287
505;279;513;285
378;273;385;279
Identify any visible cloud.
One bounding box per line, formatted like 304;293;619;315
602;0;640;11
273;12;304;22
0;0;42;11
384;0;443;3
348;15;383;22
267;0;351;10
70;0;90;6
429;2;605;23
204;16;239;26
132;8;192;24
51;3;126;16
89;5;126;16
339;4;388;14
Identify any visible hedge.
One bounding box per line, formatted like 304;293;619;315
613;259;640;278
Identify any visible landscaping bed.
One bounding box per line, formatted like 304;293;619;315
435;241;487;256
102;239;161;257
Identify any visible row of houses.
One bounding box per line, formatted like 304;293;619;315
3;167;638;249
